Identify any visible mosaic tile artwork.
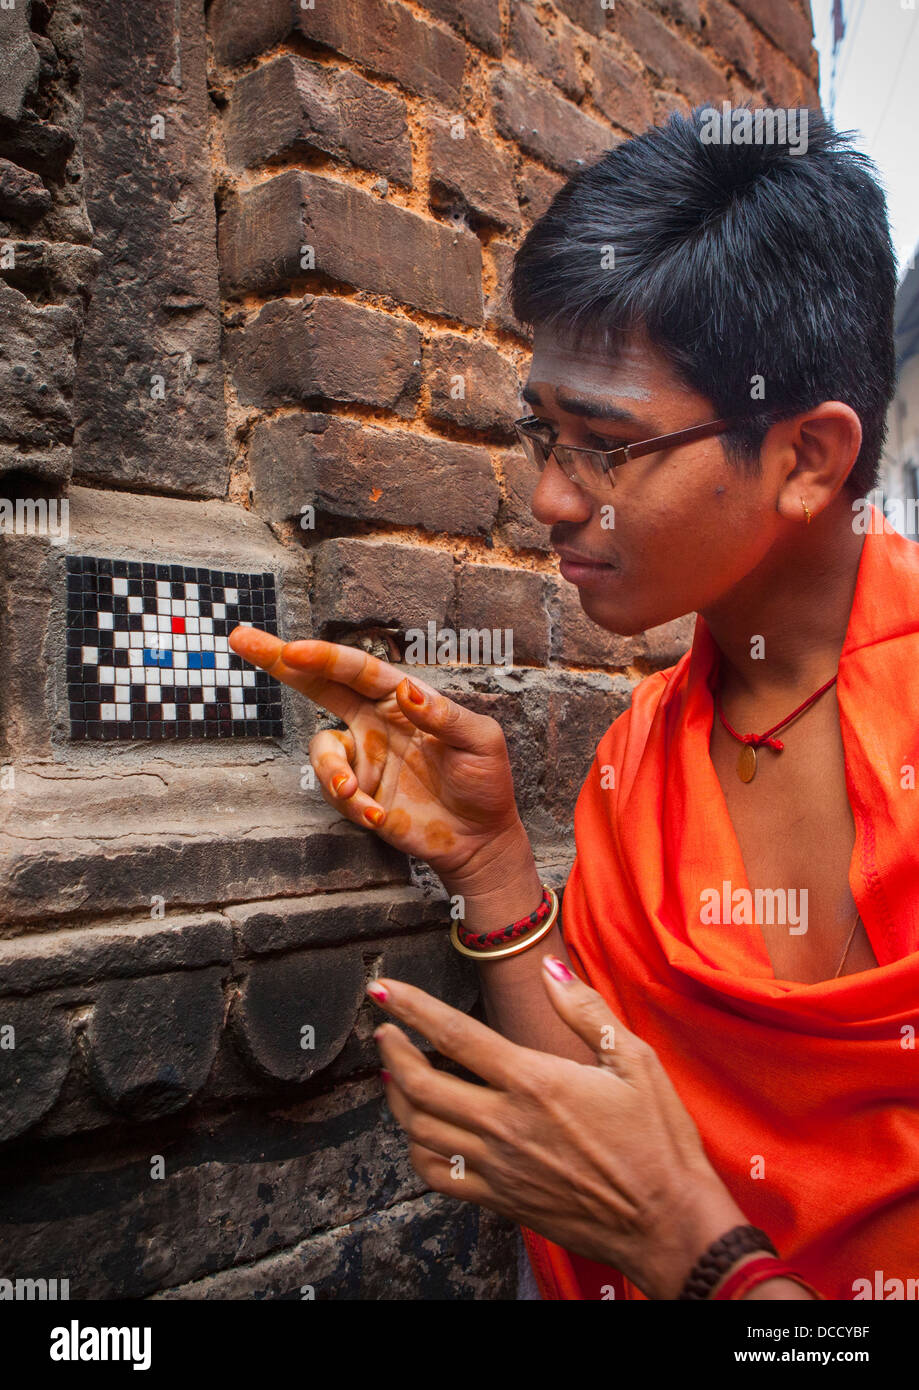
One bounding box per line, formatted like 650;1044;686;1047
65;557;283;740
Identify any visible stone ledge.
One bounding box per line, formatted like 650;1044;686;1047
151;1190;517;1299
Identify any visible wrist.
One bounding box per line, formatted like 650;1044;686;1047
440;821;542;933
642;1171;749;1301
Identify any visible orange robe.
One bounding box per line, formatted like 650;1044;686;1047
522;507;919;1300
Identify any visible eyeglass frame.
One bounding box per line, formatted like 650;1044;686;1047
513;413;740;491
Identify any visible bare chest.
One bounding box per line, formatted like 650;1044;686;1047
709;691;879;983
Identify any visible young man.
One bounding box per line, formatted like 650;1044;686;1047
230;109;919;1301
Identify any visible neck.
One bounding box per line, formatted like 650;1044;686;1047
702;493;866;702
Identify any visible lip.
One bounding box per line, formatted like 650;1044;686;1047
555;547;617;586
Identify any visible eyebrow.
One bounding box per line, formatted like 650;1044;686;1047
521;381;652;428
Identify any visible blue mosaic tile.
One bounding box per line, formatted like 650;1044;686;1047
65;556;283;740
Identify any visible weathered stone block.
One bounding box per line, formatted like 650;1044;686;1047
423;331;521;434
485;241;531;340
72;0;226;497
427;115;520;231
0;279;78;467
497;447;552;553
0;997;71;1142
492;69;614;174
86;968;226;1119
588;42;656;133
414;0;503;56
0;1080;430;1296
229;295;421;417
226;887;445;957
156;1193;517;1299
210;0;466;105
231;946;365;1084
220;169;484;325
509;1;585;101
249;413;498;536
0;914;233;998
0;157;52;221
731;0;816;73
454;563;549;666
311;538;455;633
224;54;412;186
0;2;41;123
614;0;725;104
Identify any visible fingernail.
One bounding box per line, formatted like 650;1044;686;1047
543;955;574;983
405;680;425;706
366;981;388;1003
380;1068;392;1082
364;806;386;827
331;773;349;796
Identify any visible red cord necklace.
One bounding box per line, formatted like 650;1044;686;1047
715;671;839;783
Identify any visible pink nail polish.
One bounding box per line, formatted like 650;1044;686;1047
366;981;388;1003
543;955;574;983
380;1068;392;1082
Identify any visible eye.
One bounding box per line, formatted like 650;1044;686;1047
581;429;628;451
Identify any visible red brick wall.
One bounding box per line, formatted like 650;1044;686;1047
208;0;819;830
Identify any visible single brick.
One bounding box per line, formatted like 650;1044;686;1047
492;68;614;174
649;0;702;31
731;0;816;75
497;446;552;553
614;0;725;105
312;538;455;632
751;30;812;107
515;162;565;228
454;563;549;666
219;169;484;325
699;0;758;80
0;157;52;221
509;1;585;102
548;576;637;668
485;241;531;339
426;115;520;231
553;0;615;38
588;43;656;134
210;0;466;106
414;0;503;56
224;55;412;186
643;612;696;669
544;682;631;824
423;331;521;434
249;414;499;537
228;295;421;417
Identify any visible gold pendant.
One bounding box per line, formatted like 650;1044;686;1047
738;745;757;783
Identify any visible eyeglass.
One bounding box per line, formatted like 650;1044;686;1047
513;414;739;493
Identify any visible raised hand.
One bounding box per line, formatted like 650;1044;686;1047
227;628;526;884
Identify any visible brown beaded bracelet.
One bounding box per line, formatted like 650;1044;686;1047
677;1224;778;1300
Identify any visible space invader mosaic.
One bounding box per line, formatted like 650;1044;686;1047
65;557;283;740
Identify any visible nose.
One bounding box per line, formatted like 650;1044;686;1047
529;452;593;528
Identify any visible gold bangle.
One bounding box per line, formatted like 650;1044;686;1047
449;886;559;960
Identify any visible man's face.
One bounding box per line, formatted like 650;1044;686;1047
524;325;783;635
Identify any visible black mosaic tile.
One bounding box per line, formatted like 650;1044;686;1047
65;555;283;741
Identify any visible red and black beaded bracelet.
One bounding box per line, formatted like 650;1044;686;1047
455;886;555;952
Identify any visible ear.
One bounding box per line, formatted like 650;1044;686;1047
768;402;863;526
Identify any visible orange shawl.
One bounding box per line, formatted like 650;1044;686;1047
522;507;919;1300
